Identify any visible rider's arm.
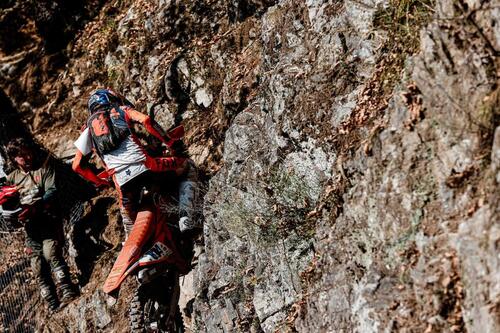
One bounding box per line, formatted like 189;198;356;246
72;127;109;187
123;107;170;145
72;150;109;186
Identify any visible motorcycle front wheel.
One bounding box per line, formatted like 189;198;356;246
129;273;184;333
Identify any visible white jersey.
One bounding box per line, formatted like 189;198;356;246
0;154;6;179
74;128;148;186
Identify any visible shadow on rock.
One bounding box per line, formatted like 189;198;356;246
72;197;116;287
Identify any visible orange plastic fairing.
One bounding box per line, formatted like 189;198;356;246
103;210;155;294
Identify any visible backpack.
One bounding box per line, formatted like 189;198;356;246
87;106;130;154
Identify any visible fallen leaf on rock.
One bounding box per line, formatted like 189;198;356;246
441;276;451;288
306;210;318;218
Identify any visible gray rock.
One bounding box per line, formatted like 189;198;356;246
93;290;112;329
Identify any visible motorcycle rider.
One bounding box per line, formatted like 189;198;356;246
2;138;76;311
72;88;198;237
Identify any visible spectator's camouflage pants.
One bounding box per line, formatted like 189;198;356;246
27;238;65;276
24;216;67;286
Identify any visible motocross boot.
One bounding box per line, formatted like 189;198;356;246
178;215;195;233
52;265;76;304
178;176;198;233
40;283;59;312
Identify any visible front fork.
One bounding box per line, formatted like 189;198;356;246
137;263;169;285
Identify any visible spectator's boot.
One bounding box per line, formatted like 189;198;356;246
40;283;59;312
52;265;76;304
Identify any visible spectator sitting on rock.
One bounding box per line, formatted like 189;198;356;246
2;138;76;312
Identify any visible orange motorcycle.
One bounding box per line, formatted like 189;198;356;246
103;172;191;333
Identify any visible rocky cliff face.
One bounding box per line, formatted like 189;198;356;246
0;0;498;332
192;0;499;332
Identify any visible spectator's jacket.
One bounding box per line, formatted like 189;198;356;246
7;156;56;206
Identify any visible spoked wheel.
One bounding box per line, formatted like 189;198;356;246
129;273;184;333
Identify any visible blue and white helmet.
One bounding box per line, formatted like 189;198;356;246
87;89;121;114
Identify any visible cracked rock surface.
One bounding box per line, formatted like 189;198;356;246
0;0;498;332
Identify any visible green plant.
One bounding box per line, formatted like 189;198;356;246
268;168;316;208
217;200;262;237
212;166;318;245
373;0;435;95
104;17;117;33
265;167;319;238
107;67;118;83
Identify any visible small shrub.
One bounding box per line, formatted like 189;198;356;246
211;166;318;245
373;0;435;95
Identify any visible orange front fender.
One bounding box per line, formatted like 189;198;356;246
103;210;155;294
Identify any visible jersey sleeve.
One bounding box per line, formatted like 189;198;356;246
123;106;169;144
74;127;93;156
